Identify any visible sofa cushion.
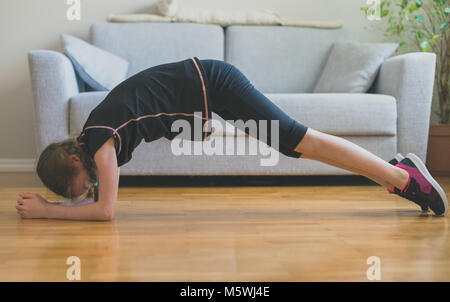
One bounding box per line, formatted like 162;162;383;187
69;92;396;138
61;34;129;91
225;25;354;93
263;93;397;135
313;41;399;93
69;92;108;137
211;93;396;136
89;22;224;77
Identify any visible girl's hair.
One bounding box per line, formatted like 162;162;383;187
36;138;97;200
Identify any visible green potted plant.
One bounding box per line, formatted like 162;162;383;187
361;0;449;175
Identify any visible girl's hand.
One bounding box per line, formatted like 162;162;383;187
16;192;49;219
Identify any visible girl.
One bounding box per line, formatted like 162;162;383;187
16;57;448;220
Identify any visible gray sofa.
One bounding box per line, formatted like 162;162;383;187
28;22;436;176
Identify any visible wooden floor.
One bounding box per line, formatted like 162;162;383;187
1;172;449;282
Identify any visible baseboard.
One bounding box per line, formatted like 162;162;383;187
0;158;36;172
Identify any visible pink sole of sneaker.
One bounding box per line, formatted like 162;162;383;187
406;153;448;216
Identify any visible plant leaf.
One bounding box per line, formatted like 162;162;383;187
415;14;425;22
440;22;448;30
420;40;430;51
416;31;424;40
401;0;408;9
431;34;441;43
433;3;442;17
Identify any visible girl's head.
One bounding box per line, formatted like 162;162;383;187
36;138;97;199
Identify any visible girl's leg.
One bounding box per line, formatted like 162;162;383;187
294;128;409;191
204;60;408;191
205;61;309;158
301;153;394;189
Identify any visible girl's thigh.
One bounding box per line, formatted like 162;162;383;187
210;66;308;158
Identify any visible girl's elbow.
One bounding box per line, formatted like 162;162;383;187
96;204;115;221
102;208;115;221
96;199;116;221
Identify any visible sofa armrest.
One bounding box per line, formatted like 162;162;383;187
371;52;436;161
28;50;79;157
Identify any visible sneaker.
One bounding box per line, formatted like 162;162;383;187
388;153;404;166
388;153;429;212
388;153;448;216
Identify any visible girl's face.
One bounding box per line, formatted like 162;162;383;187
69;155;95;199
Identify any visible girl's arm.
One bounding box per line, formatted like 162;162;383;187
44;137;119;221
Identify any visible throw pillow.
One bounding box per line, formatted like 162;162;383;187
61;34;129;91
313;41;399;93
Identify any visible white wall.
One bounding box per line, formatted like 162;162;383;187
0;0;413;171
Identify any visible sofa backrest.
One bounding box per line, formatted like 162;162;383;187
89;22;224;77
225;25;354;93
89;22;354;93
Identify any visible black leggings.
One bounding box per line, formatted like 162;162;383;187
200;59;309;158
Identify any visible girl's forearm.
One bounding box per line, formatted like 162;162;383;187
45;201;111;221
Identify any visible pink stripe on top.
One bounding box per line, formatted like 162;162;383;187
191;57;210;141
83;125;123;155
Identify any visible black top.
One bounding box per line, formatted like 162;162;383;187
76;57;212;167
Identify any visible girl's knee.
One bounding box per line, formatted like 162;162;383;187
294;128;323;155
